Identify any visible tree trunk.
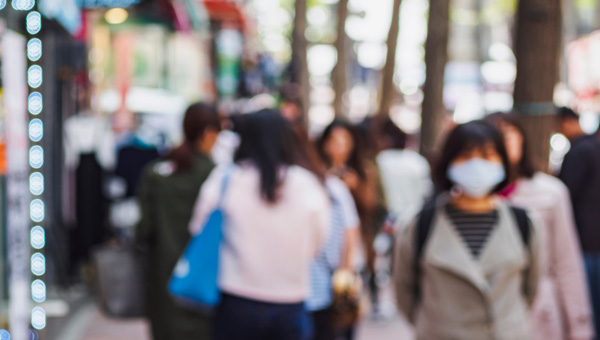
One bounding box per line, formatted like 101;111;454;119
377;0;403;118
419;0;451;160
333;0;349;116
513;0;562;172
292;0;310;121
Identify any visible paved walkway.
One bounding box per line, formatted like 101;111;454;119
73;309;413;340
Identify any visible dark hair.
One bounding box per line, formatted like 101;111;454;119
355;117;380;159
233;109;298;203
558;106;579;121
380;117;407;150
169;103;220;170
485;112;536;179
288;117;327;182
316;119;366;179
434;120;510;193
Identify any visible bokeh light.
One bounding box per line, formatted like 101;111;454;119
27;38;42;62
30;199;45;223
28;92;43;115
26;12;41;35
29;119;43;142
31;253;46;276
31;307;46;330
30;226;45;250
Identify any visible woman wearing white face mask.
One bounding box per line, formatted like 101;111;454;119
393;120;542;340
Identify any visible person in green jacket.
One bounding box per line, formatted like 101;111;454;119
136;103;221;340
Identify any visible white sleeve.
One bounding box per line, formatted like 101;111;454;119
188;167;224;235
309;182;331;256
327;176;360;230
336;182;360;230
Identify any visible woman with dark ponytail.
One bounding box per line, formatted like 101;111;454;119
136;103;220;340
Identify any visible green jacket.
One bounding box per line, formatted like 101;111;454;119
137;153;215;340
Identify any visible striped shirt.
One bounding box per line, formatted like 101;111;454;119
446;204;499;258
306;177;359;312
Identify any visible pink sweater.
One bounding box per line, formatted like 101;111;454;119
189;164;330;303
506;173;594;340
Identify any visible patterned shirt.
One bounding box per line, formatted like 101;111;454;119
306;177;360;311
446;204;499;258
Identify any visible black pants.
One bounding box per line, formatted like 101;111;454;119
311;306;355;340
213;293;313;340
311;307;335;340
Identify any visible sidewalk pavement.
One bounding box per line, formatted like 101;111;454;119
71;306;414;340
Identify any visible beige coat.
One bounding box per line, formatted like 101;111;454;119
394;197;542;340
506;173;594;340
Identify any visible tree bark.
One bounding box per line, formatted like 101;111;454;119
419;0;451;160
333;0;349;116
513;0;562;172
377;0;403;118
292;0;310;121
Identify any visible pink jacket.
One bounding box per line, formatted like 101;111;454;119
506;173;594;340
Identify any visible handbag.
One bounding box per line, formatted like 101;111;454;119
331;269;363;329
92;242;147;318
168;167;233;310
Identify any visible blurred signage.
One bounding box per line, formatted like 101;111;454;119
568;31;600;110
81;0;141;9
38;0;82;33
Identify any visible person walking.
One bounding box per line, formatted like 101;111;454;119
394;120;542;340
376;118;432;227
488;112;593;340
136;103;221;340
189;109;330;340
557;107;600;339
306;174;360;340
316;120;387;326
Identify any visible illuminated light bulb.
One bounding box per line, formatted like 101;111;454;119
28;92;43;115
31;307;46;330
27;38;42;62
29;172;44;196
31;253;46;276
105;8;128;24
31;280;46;303
29;146;43;169
12;0;34;10
29;119;43;143
30;199;45;223
26;12;42;34
31;226;45;249
28;65;43;89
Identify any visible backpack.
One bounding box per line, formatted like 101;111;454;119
413;201;530;297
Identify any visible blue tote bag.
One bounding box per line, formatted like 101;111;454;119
168;167;233;309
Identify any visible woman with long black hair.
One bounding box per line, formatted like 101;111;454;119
316;120;387;321
189;109;330;340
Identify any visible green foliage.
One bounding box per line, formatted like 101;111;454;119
494;0;517;14
575;0;596;10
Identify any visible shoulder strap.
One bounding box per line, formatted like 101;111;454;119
217;166;234;208
413;199;436;297
510;206;530;247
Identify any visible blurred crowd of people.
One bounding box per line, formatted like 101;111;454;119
133;93;600;340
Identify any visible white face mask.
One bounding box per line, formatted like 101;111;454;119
447;158;506;198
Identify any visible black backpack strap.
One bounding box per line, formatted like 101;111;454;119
413;200;436;297
510;206;530;247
